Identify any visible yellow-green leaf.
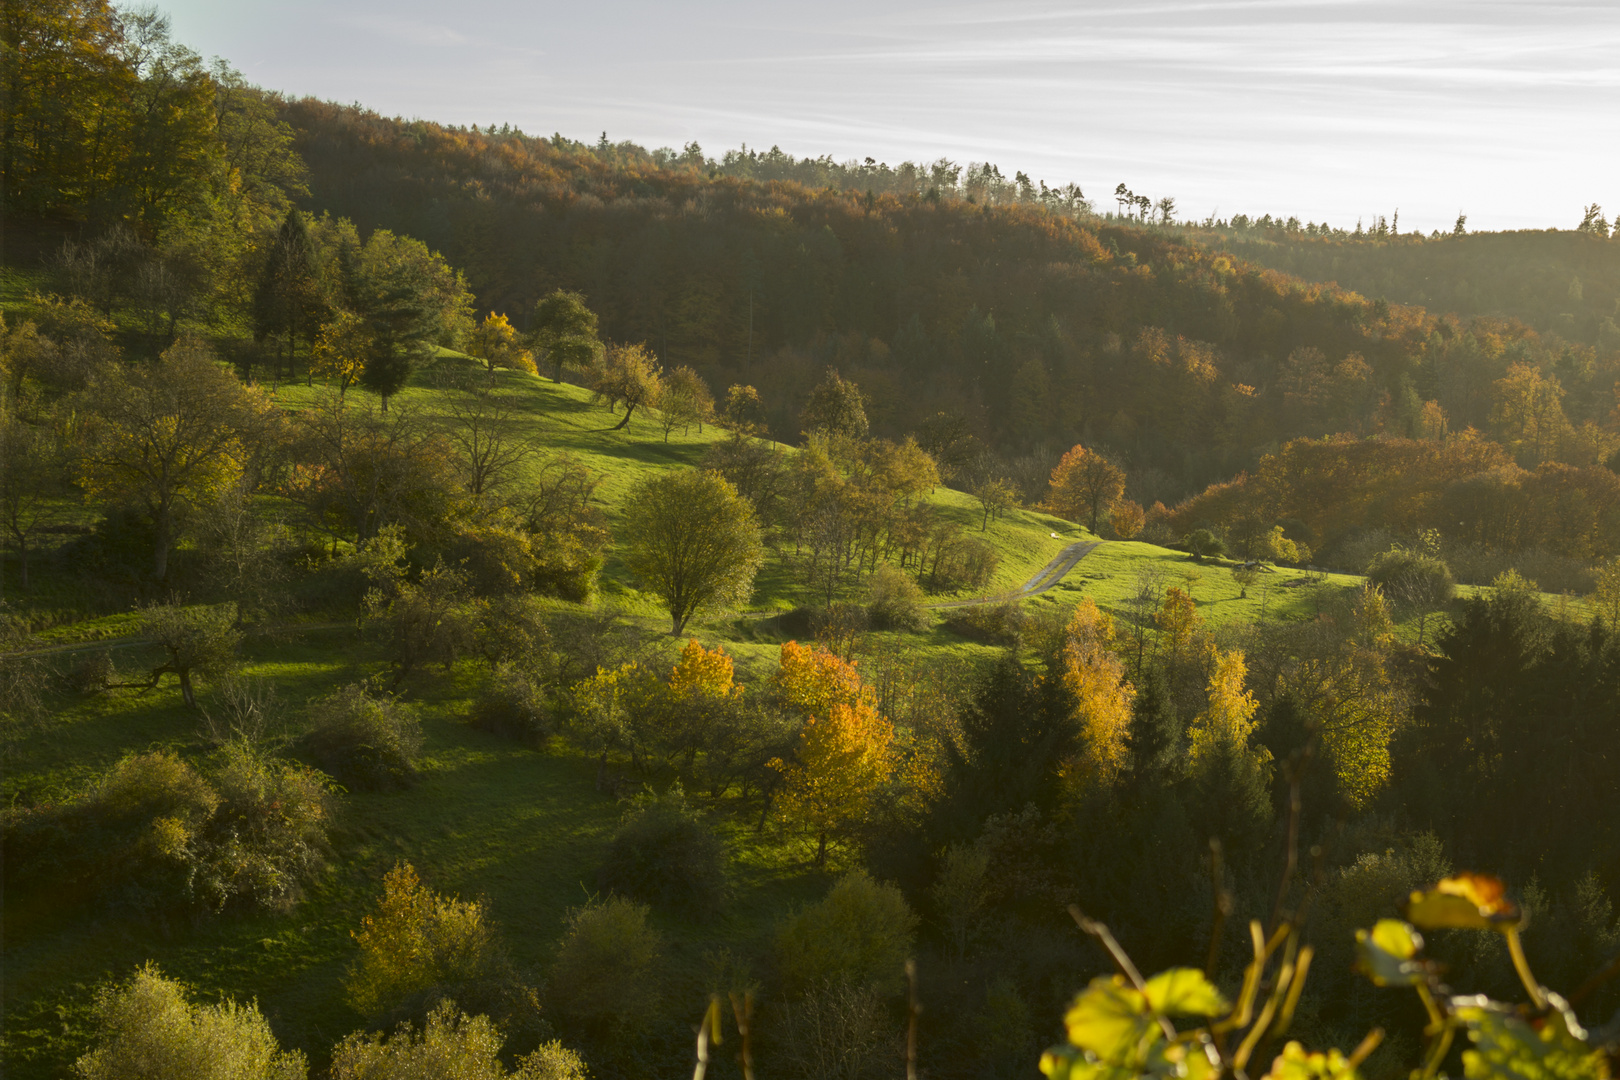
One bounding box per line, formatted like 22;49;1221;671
1452;996;1602;1080
1064;976;1155;1060
1144;968;1229;1018
1354;920;1426;987
1264;1041;1362;1080
1405;875;1521;932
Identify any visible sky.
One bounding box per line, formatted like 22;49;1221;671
161;0;1620;233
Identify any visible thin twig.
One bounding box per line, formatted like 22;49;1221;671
729;991;755;1080
692;994;720;1080
1068;906;1178;1042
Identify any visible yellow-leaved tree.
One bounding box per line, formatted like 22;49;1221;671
1189;647;1266;771
1060;598;1136;788
1285;584;1405;810
769;642;895;866
310;308;370;396
466;311;536;376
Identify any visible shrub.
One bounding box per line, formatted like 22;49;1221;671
192;742;333;913
3;746;335;917
3;750;218;914
597;787;726;915
943;601;1025;645
304;683;423;789
1183;528;1226;561
73;963;307;1080
864;565;930;632
330;1001;586;1080
933;536;999;591
773;979;898;1080
776;871;918;995
470;664;552;746
474;593;555;674
547;896;663;1031
1366;547;1456;607
347;863;543;1039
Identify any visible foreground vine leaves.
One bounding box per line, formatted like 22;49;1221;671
1042;874;1618;1080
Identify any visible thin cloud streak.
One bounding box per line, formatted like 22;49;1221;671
161;0;1620;232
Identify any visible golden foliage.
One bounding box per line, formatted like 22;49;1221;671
1060;598;1135;787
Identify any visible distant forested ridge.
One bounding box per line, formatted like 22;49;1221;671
277;102;1620;513
1197;224;1620;349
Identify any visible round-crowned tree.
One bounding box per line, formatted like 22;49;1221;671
622;470;763;634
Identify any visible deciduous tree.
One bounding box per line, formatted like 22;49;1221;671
622;469;763;634
1044;444;1126;533
531;289;602;383
465;311;536;376
77;337;263;580
1060;598;1135;787
590;342;663;430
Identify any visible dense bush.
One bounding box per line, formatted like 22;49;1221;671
1366;546;1457;606
775;871;918;995
73;964;308;1080
3;746;334;918
931;536;1000;592
864;565;930;631
943;601;1026;645
192;742;333;913
1183;527;1226;560
3;750;217;915
329;1002;587;1080
303;683;423;789
469;664;552;746
347;863;545;1041
546;896;663;1032
597;787;727;915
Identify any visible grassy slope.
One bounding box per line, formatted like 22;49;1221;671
0;361;1577;1077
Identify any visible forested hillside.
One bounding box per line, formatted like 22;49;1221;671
1195;222;1620;348
278;104;1620;507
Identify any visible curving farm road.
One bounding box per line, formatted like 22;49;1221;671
929;539;1101;609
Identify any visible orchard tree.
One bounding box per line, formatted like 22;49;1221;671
77;337;264;580
801;368;868;440
1044;444;1125;532
531;289;602;383
769;647;895;866
655;365;714;441
622;469;763;634
591;342;662;430
1060;598;1135;787
465;311;536;377
310;308;369;396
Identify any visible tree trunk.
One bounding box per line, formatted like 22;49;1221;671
178;670;196;709
153;506;173;582
611;402;637;430
815;831;828;867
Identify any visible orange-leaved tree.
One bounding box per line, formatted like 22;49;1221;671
769;642;894;865
1044;444;1126;533
1060;598;1135;788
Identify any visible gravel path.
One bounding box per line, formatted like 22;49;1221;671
928;539;1101;609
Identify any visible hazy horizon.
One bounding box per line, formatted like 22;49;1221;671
162;0;1620;234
